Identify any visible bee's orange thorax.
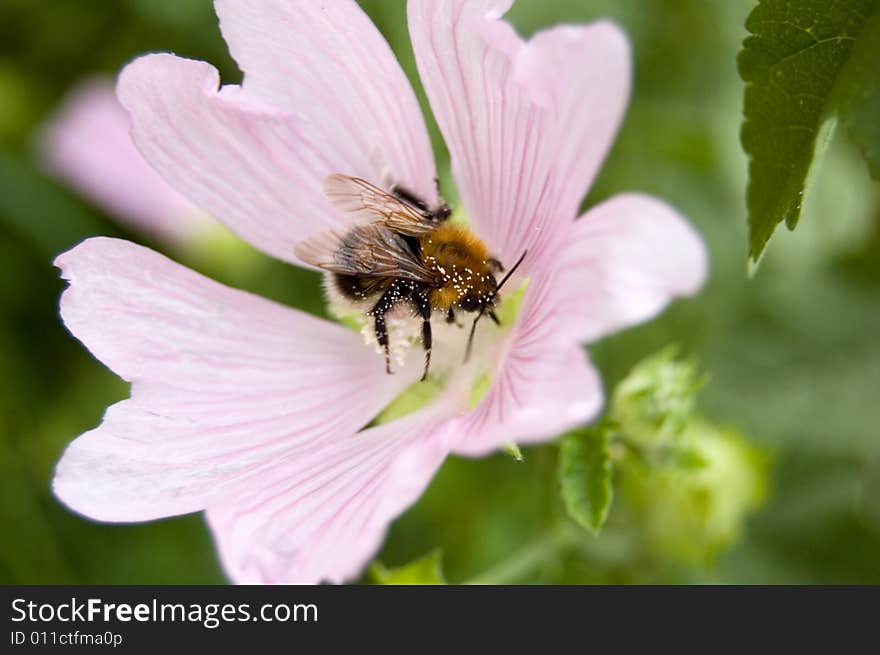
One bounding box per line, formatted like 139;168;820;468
419;223;494;312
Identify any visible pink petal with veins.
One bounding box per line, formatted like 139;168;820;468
119;0;437;268
408;2;630;272
454;192;706;455
215;0;437;204
207;404;456;584
514;22;631;223
53;237;420;522
553;193;709;344
118;55;338;267
454;271;604;456
409;0;547;267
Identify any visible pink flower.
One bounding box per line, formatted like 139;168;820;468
38;77;216;245
53;0;707;584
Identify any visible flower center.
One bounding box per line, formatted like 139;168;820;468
369;278;530;425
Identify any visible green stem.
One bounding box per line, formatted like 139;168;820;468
465;526;575;585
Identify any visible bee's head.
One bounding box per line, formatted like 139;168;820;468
458;272;500;313
457;291;488;313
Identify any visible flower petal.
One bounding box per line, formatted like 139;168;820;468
409;0;535;266
206;405;456;584
554;193;708;343
515;22;631;222
53;237;418;522
453;275;604;457
216;0;438;204
37;78;212;243
117;54;342;266
408;2;630;270
456;348;603;457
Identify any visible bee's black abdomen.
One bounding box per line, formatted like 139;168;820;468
333;273;369;300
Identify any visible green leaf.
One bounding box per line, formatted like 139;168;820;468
558;427;613;534
369;549;446;585
738;0;880;263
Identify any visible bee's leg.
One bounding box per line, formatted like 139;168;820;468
432;177;451;220
433;200;451;221
390;185;429;212
413;293;433;381
487;308;501;326
374;312;392;374
446;307;463;327
370;281;409;375
392;181;450;222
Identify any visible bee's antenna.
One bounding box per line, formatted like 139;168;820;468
492;250;528;299
464;306;486;363
464;250;527;363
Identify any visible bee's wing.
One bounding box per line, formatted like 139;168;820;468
323;173;438;236
294;224;439;284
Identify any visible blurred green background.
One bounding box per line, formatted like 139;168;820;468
1;0;878;584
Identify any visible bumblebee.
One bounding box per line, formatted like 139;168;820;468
295;174;526;380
